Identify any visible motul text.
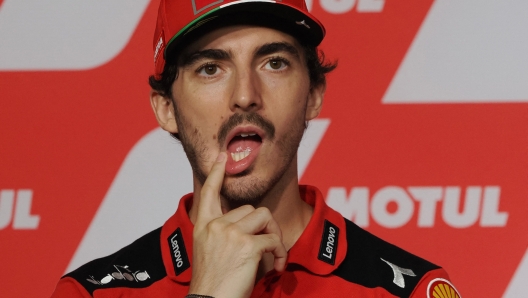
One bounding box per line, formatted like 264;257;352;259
326;186;509;228
0;189;40;230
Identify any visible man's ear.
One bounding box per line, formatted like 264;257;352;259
150;90;179;134
305;82;326;121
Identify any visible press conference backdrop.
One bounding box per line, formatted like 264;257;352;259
1;0;527;297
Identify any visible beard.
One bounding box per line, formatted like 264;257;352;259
175;105;307;209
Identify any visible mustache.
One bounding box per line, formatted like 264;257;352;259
218;113;275;146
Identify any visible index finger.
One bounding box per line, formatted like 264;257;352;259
196;152;227;224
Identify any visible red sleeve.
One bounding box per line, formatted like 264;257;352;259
50;277;93;298
409;268;462;298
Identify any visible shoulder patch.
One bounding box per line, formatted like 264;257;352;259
318;220;339;265
167;227;190;275
63;227;166;295
334;219;441;297
427;278;462;298
380;257;416;288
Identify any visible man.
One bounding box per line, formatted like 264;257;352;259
52;0;461;297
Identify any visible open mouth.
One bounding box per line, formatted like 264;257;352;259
228;133;262;161
224;127;264;175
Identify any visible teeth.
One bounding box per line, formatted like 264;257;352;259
230;149;251;162
237;133;257;137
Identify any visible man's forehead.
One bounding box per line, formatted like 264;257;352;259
180;25;301;57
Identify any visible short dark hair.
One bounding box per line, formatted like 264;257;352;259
149;37;337;140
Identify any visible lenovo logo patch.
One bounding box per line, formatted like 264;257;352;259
168;228;190;275
318;220;339;265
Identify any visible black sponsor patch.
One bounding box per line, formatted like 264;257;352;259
167;228;190;275
318;220;339;265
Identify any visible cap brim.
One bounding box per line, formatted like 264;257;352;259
164;1;325;63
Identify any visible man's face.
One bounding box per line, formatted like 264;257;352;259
166;25;323;207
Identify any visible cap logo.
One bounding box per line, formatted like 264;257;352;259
296;20;310;29
154;35;164;63
192;0;224;15
318;220;339;265
167;228;190;275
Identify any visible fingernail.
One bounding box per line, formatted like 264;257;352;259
216;152;226;162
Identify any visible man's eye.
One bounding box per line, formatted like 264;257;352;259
266;58;288;70
198;64;219;76
269;60;283;69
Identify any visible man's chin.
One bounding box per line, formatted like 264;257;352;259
220;176;271;209
226;167;252;178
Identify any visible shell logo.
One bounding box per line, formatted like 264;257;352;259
427;278;462;298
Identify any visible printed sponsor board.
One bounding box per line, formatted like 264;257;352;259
0;0;526;297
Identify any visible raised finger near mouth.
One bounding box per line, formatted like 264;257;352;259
197;152;227;224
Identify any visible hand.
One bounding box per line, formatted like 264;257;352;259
188;152;287;298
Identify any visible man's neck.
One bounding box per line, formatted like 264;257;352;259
251;180;313;281
255;179;313;250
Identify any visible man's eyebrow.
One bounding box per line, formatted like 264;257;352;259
180;49;231;67
254;42;300;58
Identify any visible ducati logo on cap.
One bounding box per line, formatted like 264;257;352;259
192;0;223;15
427;278;462;298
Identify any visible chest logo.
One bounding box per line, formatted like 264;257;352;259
381;258;416;288
318;220;339;265
168;227;190;275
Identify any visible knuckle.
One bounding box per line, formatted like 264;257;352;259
256;207;271;217
241;235;255;250
225;224;240;238
206;219;224;233
239;204;255;213
270;233;280;242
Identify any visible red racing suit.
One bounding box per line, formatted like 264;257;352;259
51;185;461;298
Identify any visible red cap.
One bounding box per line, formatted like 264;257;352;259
153;0;325;78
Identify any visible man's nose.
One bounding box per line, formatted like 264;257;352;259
229;68;262;112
